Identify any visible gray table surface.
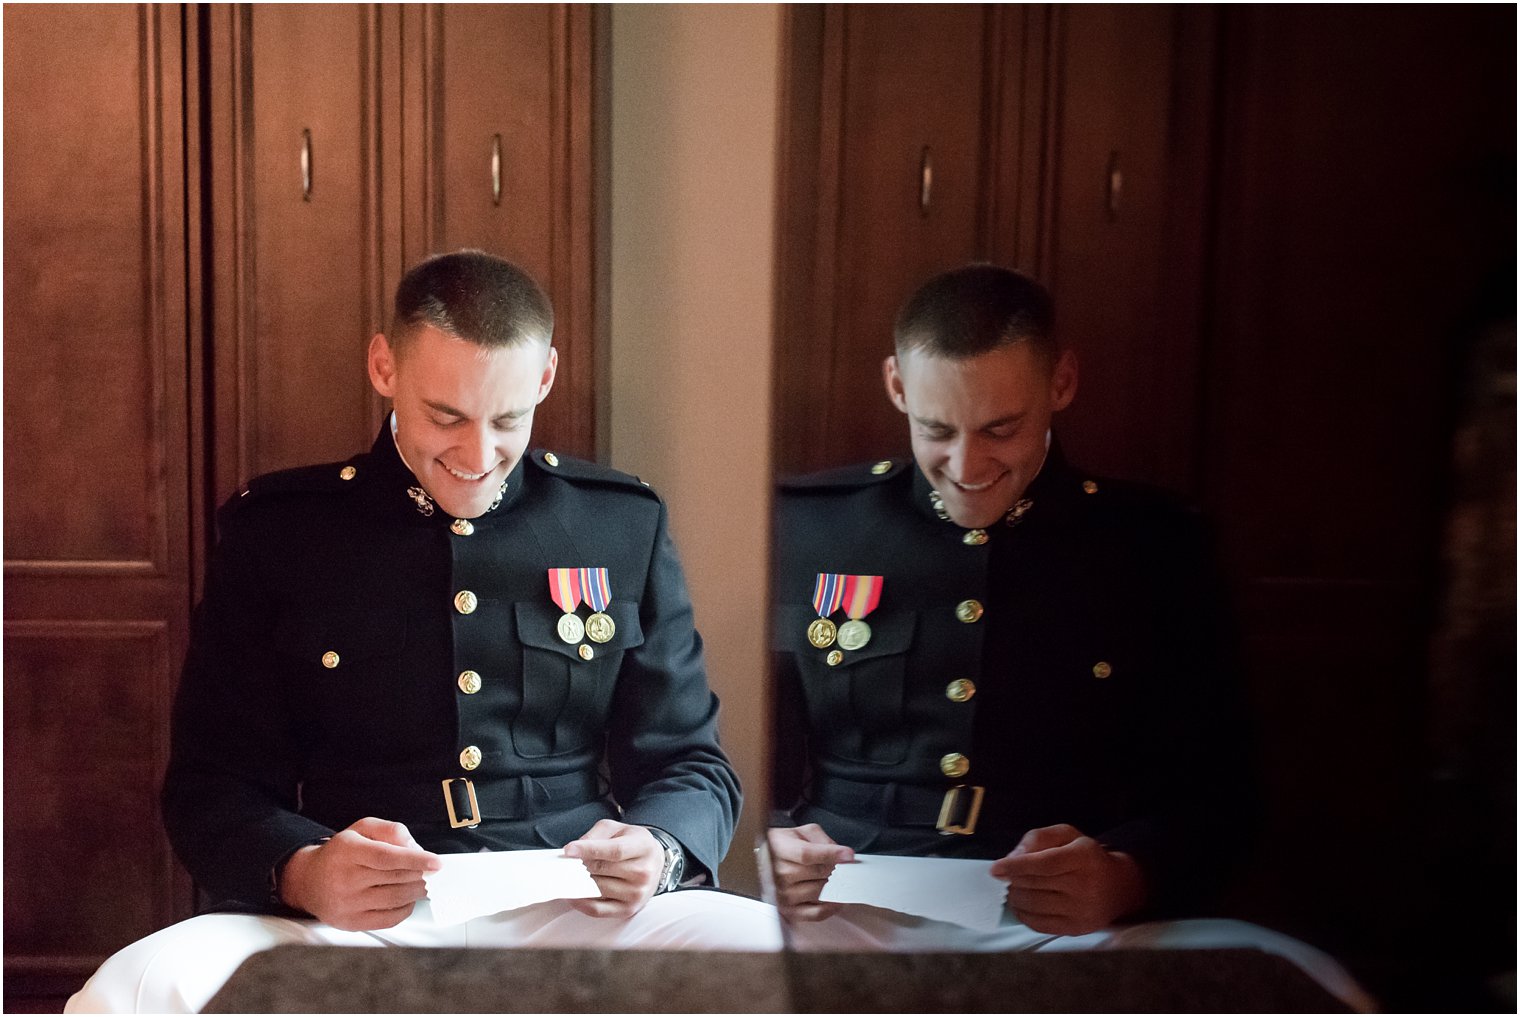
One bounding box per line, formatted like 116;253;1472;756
204;945;1352;1012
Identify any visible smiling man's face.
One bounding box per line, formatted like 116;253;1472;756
883;342;1076;528
369;323;557;519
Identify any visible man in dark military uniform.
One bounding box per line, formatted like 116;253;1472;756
69;251;778;1014
767;265;1251;938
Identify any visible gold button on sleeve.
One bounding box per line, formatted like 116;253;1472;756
955;599;984;623
1082;480;1099;494
578;644;594;661
458;670;482;694
1093;661;1113;679
450;519;475;536
321;651;339;669
940;752;970;778
339;466;357;481
826;649;843;666
870;461;892;475
459;746;482;770
946;678;976;702
544;452;560;467
454;590;478;614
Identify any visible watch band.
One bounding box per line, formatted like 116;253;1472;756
645;826;686;894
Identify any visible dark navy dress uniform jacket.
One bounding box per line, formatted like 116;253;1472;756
163;423;739;911
773;443;1252;917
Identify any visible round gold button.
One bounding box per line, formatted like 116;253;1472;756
458;670;482;694
940;752;970;779
459;746;482;770
339;465;357;481
870;461;892;475
1093;661;1113;679
946;678;976;702
963;529;988;546
321;651;340;669
955;599;984;623
451;519;475;536
1082;480;1099;494
454;590;478;615
578;644;594;661
544;452;560;467
826;649;844;666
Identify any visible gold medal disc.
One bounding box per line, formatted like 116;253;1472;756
585;611;616;644
837;619;872;651
807;618;837;649
557;612;585;644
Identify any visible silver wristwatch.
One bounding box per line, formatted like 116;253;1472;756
646;826;686;894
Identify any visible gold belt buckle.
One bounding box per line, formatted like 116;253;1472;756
936;784;984;835
442;777;481;829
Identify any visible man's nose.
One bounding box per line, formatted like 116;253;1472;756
947;436;988;483
459;424;496;473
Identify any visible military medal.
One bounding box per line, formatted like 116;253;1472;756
809;573;845;648
547;568;585;644
580;566;616;643
837;574;882;651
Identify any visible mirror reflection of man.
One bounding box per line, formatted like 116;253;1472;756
769;264;1248;933
69;251;778;1014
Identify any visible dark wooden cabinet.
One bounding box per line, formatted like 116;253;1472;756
4;3;600;999
3;4;192;996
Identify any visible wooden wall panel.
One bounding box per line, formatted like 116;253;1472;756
3;5;172;571
1041;6;1194;488
2;6;192;992
411;4;598;459
245;5;382;481
3;624;175;960
774;4;991;474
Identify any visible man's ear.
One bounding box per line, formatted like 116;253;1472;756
1049;348;1078;412
368;333;398;398
535;346;559;404
883;354;909;414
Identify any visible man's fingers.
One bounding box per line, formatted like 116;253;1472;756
1006;886;1069;914
777;878;832;907
791;823;841;846
349;817;420;848
994;840;1088;879
342;833;441;873
565;836;640;864
569;897;641;920
361;878;430;912
768;830;853;866
772;859;839;883
1012;823;1083;855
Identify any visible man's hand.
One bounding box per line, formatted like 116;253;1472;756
277;817;441;931
766;824;854;922
990;823;1148;935
561;819;666;918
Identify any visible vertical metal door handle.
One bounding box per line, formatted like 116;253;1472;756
491;134;503;206
919;146;933;215
1106;151;1122;221
301;129;313;201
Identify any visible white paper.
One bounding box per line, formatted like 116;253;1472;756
819;854;1009;932
423;849;601;926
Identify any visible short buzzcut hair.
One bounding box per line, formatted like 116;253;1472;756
893;264;1055;363
389;250;553;356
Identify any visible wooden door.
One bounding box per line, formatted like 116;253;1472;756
399;4;600;459
203;4;390;507
776;4;991;474
3;4;193;995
